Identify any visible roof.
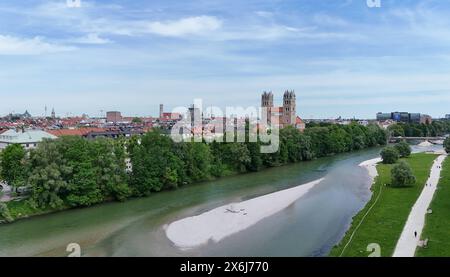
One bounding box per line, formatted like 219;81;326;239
296;116;304;124
47;128;107;137
0;129;57;144
162;112;181;119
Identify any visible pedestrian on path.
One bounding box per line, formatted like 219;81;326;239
414;231;417;238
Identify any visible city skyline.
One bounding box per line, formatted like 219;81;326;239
1;0;450;118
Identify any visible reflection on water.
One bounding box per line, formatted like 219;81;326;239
0;145;442;257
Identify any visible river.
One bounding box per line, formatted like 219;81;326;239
0;145;440;257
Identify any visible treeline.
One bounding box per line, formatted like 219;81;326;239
388;120;450;137
0;123;387;212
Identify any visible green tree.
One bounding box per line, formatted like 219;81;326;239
130;130;184;195
0;202;13;222
174;142;212;183
444;137;450;154
209;141;227;177
224;143;251;172
304;127;330;157
28;139;69;209
61;137;103;207
395;141;412;158
245;141;263;172
0;144;27;190
90;138;131;201
391;161;416;187
388;124;405;137
381;146;400;164
132;117;143;124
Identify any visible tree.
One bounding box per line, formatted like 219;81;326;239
132;117;143;124
0;144;27;190
0;202;13;222
444;137;450;154
395;141;412;158
391;161;416;187
90;138;131;201
224;143;251;172
130;130;184;195
388;124;405;137
60;137;103;207
28;139;70;209
381;146;400;164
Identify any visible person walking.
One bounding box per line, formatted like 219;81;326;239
414;231;417;238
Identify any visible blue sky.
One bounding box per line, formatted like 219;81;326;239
1;0;450;119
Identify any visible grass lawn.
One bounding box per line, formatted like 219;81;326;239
416;156;450;257
6;200;43;219
329;153;438;257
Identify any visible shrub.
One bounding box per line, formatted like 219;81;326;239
444;137;450;154
381;146;400;164
395;141;412;158
391;161;416;187
0;202;13;222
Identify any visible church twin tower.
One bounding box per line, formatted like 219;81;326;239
261;90;296;128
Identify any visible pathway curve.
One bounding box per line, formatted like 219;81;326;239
392;154;447;257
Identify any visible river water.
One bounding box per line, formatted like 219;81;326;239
0;145;440;257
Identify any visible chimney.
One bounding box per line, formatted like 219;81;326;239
159;104;164;118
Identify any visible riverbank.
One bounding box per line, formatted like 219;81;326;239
165;178;324;249
416;156;450;257
329;153;438;257
359;158;382;180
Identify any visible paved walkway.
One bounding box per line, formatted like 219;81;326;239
392;154;447;257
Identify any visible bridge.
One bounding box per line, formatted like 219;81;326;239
389;136;445;144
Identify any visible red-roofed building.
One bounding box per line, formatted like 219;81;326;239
59;117;84;128
162;112;182;120
47;128;107;137
295;116;306;132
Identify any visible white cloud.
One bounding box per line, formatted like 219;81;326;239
144;16;222;37
388;6;450;43
0;35;76;55
313;14;348;27
71;33;112;44
73;16;223;38
255;11;273;18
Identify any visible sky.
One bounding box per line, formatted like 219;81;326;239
1;0;450;119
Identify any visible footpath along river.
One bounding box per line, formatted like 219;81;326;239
0;145;440;257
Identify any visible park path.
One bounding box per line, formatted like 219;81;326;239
392;154;447;257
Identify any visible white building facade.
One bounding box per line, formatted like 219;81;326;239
0;129;57;150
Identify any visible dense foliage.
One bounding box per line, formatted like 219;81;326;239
391;161;416;187
394;141;412;158
0;202;13;222
0;123;387;211
445;137;450;154
381;146;400;164
27;136;129;209
0;144;27;190
387;121;450;137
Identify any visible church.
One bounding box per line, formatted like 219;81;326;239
261;91;305;131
